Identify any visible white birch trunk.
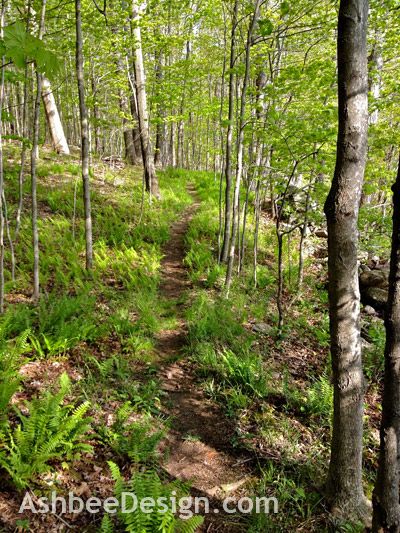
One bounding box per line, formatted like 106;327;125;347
41;77;70;155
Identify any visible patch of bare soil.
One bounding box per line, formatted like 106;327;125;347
156;187;255;532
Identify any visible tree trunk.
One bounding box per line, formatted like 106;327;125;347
75;0;93;270
297;180;313;291
324;0;370;521
0;1;6;312
154;50;165;168
115;55;136;165
31;0;47;303
169;120;176;167
219;0;238;263
129;92;142;163
41;77;70;155
372;155;400;532
15;1;31;239
368;28;383;126
120;92;136;165
253;178;261;288
90;69;102;155
131;0;160;199
225;0;261;293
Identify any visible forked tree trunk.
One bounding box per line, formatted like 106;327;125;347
324;0;370;521
372;155;400;532
131;0;160;199
41;77;70;155
75;0;93;270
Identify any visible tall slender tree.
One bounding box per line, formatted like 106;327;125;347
0;0;6;312
220;0;238;263
31;0;47;303
324;0;370;520
75;0;93;270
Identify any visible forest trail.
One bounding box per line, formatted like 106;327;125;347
156;186;254;531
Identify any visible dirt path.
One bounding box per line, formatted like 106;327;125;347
156;186;255;532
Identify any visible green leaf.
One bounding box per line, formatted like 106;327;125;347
280;1;290;15
4;22;27;68
258;19;273;36
3;22;59;75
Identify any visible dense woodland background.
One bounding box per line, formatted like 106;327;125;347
0;0;399;531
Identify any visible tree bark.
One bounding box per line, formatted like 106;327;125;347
90;69;102;155
41;77;70;155
128;91;142;163
115;54;136;165
372;155;400;532
220;0;238;263
75;0;93;270
120;91;136;165
324;0;370;521
0;0;6;312
15;1;31;239
131;0;160;199
31;0;47;303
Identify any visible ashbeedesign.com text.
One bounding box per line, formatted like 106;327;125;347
19;491;279;519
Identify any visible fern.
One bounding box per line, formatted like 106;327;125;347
0;373;92;488
0;331;30;424
97;403;164;464
107;462;204;533
306;375;333;420
100;514;115;533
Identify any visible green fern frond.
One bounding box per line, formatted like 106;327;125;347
0;373;92;488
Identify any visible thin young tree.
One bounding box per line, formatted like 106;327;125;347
220;0;238;263
372;154;400;532
31;0;47;303
324;0;370;520
75;0;93;270
15;0;31;240
0;0;6;312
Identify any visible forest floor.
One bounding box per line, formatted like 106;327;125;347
0;144;385;532
156;187;256;532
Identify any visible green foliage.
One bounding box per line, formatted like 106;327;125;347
249;463;321;532
258;19;273;36
27;293;99;357
0;373;92;488
0;331;29;423
97;403;164;464
2;22;58;74
364;321;386;381
305;376;333;421
195;343;269;400
102;462;204;533
187;292;247;348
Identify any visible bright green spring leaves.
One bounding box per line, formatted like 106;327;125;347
1;22;58;75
